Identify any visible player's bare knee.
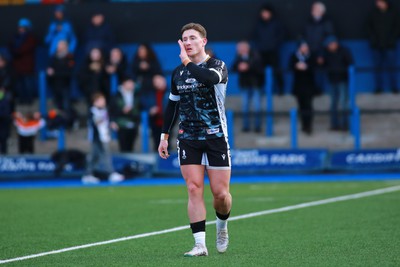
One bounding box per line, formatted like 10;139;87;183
213;191;230;203
187;182;203;196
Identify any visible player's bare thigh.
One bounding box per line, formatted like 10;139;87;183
181;164;206;191
207;169;231;197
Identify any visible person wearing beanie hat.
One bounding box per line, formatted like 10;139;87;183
8;17;38;105
319;36;354;131
18;18;31;29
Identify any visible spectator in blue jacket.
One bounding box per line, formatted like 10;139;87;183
44;5;77;56
252;3;284;95
83;13;115;55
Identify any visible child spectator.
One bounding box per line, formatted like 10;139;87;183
290;41;317;135
232;40;265;133
110;77;140;152
320;36;354;131
82;92;124;184
13;111;45;154
47;40;75;112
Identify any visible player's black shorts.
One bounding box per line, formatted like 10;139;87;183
177;137;231;170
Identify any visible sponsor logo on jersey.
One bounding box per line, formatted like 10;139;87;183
182;150;187;159
179;129;184;134
180;71;184;76
185;78;197;84
207;128;220;135
222;154;226;160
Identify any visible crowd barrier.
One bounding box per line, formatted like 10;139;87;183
1;148;399;180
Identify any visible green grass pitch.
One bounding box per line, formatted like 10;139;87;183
1;180;400;266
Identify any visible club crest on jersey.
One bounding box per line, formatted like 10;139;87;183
185;78;197;84
179;129;184;134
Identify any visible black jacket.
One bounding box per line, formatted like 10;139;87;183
304;16;335;53
367;4;400;49
232;49;265;89
253;18;284;52
322;46;354;83
47;53;75;89
290;52;316;97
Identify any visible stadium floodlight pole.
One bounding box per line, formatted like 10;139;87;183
39;71;48;141
265;66;274;137
290;108;298;149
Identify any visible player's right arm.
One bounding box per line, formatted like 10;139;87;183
158;69;180;159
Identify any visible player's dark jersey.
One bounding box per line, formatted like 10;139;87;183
170;55;228;140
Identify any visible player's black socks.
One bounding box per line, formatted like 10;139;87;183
216;211;230;221
190;220;206;234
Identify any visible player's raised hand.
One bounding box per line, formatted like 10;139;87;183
178;40;190;65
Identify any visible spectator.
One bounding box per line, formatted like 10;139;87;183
13;111;45;154
290;41;317;135
83;12;115;55
367;0;400;94
232;40;264;133
252;3;284;95
44;5;77;56
0;54;13;95
0;86;14;154
105;47;128;95
303;1;335;94
8;18;38;105
149;74;167;150
82;92;124;184
47;40;75;111
320;36;354;131
131;43;163;113
110;77;140;153
78;47;107;106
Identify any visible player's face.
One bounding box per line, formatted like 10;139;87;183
181;29;207;57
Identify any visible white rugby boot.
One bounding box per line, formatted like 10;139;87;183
216;228;229;253
184;243;208;257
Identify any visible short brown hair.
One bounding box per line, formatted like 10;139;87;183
91;92;105;103
181;23;207;38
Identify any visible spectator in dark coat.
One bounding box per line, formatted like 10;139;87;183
252;3;284;95
320;36;354;131
304;2;335;95
290;41;316;135
149;74;167;151
0;86;14;154
83;13;115;55
8;18;38;105
367;0;400;94
78;47;108;106
110;77;140;153
232;40;265;133
105;47;128;95
46;40;75;111
131;44;163;113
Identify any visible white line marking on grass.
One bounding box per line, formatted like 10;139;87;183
1;185;400;265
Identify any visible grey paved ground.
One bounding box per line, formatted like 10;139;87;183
7;93;400;155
